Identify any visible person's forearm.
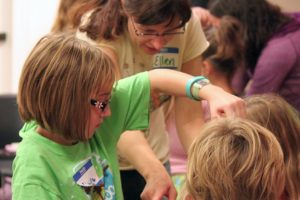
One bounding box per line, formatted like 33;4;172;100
117;130;166;179
148;69;224;101
148;69;191;97
174;97;205;152
117;130;177;199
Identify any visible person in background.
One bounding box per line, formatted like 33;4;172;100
166;16;245;198
208;0;300;112
191;0;208;8
184;117;285;200
12;32;245;200
51;0;87;32
70;0;243;198
245;93;300;200
190;0;214;29
199;16;244;95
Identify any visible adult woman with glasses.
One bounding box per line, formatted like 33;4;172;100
71;0;243;199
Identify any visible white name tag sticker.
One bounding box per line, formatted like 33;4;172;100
152;47;179;69
73;159;103;187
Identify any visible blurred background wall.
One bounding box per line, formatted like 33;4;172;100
269;0;300;12
0;0;58;94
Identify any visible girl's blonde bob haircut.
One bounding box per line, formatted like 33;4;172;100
18;32;117;141
185;117;285;200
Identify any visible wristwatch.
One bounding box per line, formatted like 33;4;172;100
191;78;210;100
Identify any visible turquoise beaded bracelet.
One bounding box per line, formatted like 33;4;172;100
185;76;210;101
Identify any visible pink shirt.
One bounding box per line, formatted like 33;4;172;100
167;101;210;174
166;111;187;174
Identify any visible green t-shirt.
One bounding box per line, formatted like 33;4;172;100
12;72;150;200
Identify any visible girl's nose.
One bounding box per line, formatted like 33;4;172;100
101;105;111;117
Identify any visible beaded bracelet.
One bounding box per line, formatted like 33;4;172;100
185;76;210;101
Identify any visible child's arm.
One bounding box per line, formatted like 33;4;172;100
148;69;246;118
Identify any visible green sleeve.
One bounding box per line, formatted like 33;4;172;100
114;71;151;131
98;71;151;142
13;184;61;200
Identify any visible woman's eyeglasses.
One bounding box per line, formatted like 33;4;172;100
131;18;185;38
90;99;111;112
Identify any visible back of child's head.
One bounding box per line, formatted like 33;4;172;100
185;117;285;200
18;32;117;141
201;16;244;81
245;93;300;199
51;0;88;32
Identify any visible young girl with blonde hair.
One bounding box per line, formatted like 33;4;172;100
13;32;245;200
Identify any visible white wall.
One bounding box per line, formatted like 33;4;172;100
0;0;59;94
269;0;300;12
0;0;12;93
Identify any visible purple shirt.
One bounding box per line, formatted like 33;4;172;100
246;14;300;112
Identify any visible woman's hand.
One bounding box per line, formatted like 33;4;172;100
141;166;177;200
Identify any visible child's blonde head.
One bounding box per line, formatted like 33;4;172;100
245;93;300;199
186;117;285;200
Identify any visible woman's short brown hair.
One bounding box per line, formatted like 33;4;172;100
18;32;116;141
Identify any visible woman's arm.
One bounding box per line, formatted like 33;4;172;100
149;66;246;151
117;131;177;200
175;56;206;152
